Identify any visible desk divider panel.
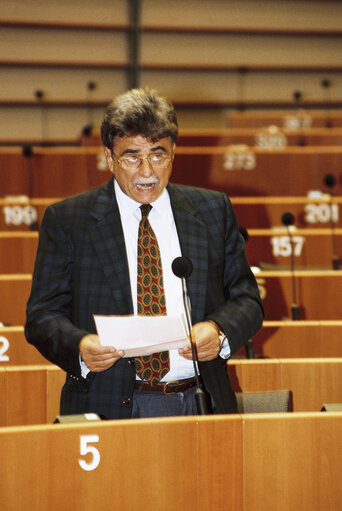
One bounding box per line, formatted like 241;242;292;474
2;359;341;427
242;413;342;511
0;326;52;366
229;358;342;412
0;414;341;511
0;418;199;511
0;274;32;326
254;270;342;320
249;320;342;358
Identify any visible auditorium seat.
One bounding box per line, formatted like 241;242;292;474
235;390;292;413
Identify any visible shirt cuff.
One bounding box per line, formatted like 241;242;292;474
79;353;91;378
219;336;231;360
208;320;231;360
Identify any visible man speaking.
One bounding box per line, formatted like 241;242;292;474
25;88;263;419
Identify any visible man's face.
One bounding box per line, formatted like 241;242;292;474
104;134;175;204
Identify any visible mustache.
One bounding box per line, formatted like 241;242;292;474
133;177;160;186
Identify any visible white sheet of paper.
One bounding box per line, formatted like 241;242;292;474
93;314;188;357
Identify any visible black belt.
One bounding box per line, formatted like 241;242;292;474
134;377;197;395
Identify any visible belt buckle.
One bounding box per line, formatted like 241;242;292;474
163;380;178;394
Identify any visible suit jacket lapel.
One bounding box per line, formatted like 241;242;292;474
168;183;208;324
88;179;133;314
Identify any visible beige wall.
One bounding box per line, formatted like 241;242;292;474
1;0;342;140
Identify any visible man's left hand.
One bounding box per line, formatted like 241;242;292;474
178;321;221;361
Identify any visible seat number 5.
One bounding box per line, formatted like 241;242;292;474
78;435;100;471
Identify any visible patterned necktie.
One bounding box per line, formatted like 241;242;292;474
135;204;170;386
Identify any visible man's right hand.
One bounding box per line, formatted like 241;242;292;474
79;334;125;372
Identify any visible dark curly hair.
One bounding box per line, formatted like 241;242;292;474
101;88;178;152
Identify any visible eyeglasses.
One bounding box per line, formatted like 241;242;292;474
115;151;172;171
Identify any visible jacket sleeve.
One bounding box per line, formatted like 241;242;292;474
205;193;264;355
25;205;89;377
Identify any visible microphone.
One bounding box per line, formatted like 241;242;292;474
321;79;332;127
34;89;47;144
293;90;302;103
85;80;97;132
21;144;38;231
324;173;340;269
172;256;211;415
281;212;300;320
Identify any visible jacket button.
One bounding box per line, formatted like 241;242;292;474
122;396;131;405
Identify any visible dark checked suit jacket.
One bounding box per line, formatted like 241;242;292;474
25;178;263;419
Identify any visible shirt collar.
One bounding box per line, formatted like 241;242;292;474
114;180;171;221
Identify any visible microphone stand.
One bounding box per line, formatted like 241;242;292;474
180;277;211;415
321;79;332;128
35;89;47;146
324;174;340;269
286;226;300;320
329;196;340;270
22;144;38;231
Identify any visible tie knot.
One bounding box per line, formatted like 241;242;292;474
140;203;152;219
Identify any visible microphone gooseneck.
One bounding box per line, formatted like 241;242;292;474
21;144;38;231
323;173;340;270
281;212;300;320
172;256;210;415
321;79;332;128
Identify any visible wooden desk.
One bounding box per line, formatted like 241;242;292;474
0;147;111;197
244;320;342;358
0;197;57;231
0;365;64;426
232;196;342;229
2;228;341;272
229;358;342;412
254;269;342;320
187;146;342;196
0;232;38;273
244;227;342;268
0;413;341;511
2;146;342;197
177;127;342;147
0;326;51;366
242;413;342;511
0;269;340;327
2;320;341;367
3;322;342;365
0;274;32;325
1;359;341;428
229;110;342;129
82;127;342;147
1;196;341;231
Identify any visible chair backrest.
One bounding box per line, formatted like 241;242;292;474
235;390;292;413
